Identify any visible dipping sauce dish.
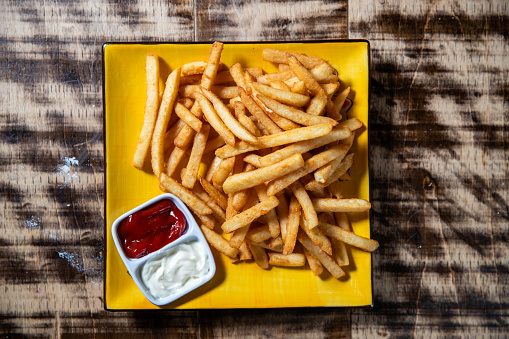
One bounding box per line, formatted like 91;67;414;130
111;193;216;306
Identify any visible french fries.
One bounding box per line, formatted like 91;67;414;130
131;42;377;280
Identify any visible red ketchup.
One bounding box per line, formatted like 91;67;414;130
117;199;187;259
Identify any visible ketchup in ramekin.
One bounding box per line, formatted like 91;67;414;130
117;199;187;259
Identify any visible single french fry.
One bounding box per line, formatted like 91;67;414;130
307;153;354;190
243;154;262;167
299;215;332;255
312;198;371;212
257;126;351;167
182;125;209;189
182;61;221;76
159;173;212;215
238;241;253;260
199;176;227;210
251;82;310;107
268;253;306;267
211;85;239;99
229;191;257;248
304;247;323;276
322;83;340;99
180;74;202;85
230;159;252;211
239;87;283;134
335;211;351;231
164;119;186;152
222;154;304;194
150;68;181;177
290;181;318;229
133;55;159;169
201;226;239;258
221;196;279;233
194;190;226;224
201;42;223;90
202;88;259;145
266;142;353;196
174;102;203;132
248;240;283;253
333;87;351;111
166;146;187;177
309;62;334;82
216;123;333;159
318;221;379;252
297;231;344;279
202;135;226;154
331;238;349;266
283;195;302;255
287;54;322;95
325;99;342;120
174;101;202;148
278;64;290;72
196;212;216;230
233;101;262;137
338;117;363;131
247;242;269;269
262;49;325;69
291;80;306;95
257;94;337;126
205;155;222;182
229;63;249;90
194;90;236;146
306;90;327;116
246;225;272;243
276;193;289;242
256;70;294;85
269;236;284;248
270;80;291;92
255;184;280;238
212;156;235;189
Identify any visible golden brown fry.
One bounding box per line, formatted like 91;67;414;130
216;123;333;159
133;54;159;169
164;120;186;152
268;253;306;267
312;198;371;212
243;154;262;167
233;101;262;137
159;173;212;215
266;142;353;196
262;49;325;69
306;90;327;116
338;117;364;131
255;184;280;238
256;70;294;85
229;191;257;248
174;101;202;148
303;247;323;276
182;125;209;189
229;63;249;90
290;181;318;229
200;226;239;258
222;154;304;194
251;82;310;107
331;238;349;266
182;61;217;76
202;135;226;154
287;54;322;95
199;176;227;210
291;80;306;95
177;97;194;109
201;41;223;90
174;102;203;132
299;215;332;255
246;225;272;243
221;196;279;233
212;156;235;189
257;94;337;126
309;62;335;82
205;155;222;182
151;67;181;177
194;90;236;146
247;242;269;269
166;146;187;177
194;190;226;224
276;193;289;242
297;230;344;279
325;99;342;120
270;80;291;92
283;195;302;255
318;221;379;252
333;87;351;111
257;126;351;167
202;88;259;144
196;212;216;230
238;241;253;260
307;153;354;191
322;83;340;99
239;87;283;134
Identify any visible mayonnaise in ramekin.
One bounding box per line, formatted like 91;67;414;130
141;240;210;299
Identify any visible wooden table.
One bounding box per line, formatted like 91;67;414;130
1;0;507;337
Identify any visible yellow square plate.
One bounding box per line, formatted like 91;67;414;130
104;41;371;310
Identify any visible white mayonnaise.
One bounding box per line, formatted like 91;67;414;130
141;240;210;299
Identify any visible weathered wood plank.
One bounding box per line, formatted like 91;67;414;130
195;0;348;41
349;0;509;337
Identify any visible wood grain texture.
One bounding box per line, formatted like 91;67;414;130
350;0;509;337
0;0;507;337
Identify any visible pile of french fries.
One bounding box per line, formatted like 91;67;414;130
132;42;378;279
